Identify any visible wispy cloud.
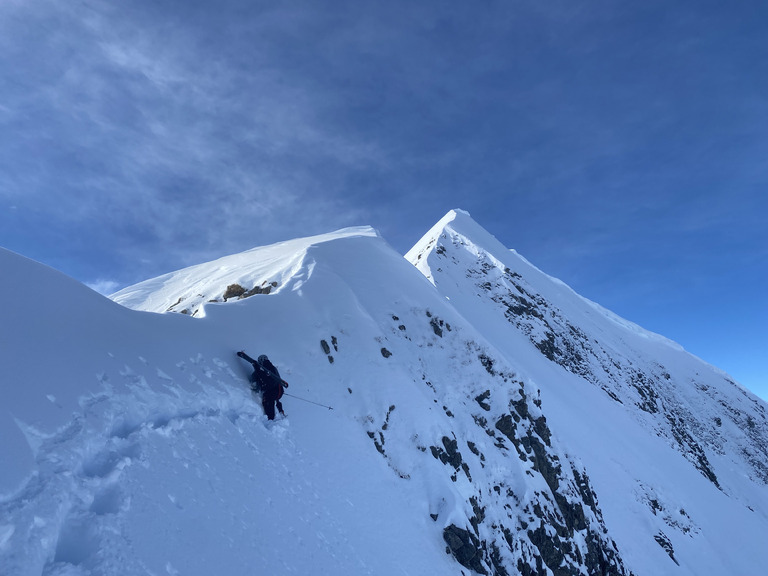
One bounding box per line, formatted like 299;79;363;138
0;0;388;282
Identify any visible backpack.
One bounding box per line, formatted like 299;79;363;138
257;359;281;396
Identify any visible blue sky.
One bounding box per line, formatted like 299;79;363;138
1;0;766;399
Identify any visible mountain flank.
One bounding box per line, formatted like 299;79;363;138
1;210;766;576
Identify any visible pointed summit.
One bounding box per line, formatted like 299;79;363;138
407;209;679;350
406;209;508;279
405;209;553;290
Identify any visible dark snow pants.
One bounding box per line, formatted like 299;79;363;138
262;389;279;420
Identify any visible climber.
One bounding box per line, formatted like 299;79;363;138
236;351;288;420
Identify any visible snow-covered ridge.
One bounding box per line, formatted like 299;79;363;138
111;226;379;317
2;212;767;576
406;210;768;539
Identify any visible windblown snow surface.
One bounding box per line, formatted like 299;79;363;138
1;210;767;576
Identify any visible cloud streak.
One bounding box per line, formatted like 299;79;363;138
0;0;389;282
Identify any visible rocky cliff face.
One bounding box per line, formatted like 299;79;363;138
357;305;633;575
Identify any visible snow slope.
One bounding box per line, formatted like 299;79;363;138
0;236;461;576
1;211;767;576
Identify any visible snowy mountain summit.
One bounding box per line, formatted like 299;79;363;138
2;210;767;576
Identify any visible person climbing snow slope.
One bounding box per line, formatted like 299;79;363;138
237;351;288;420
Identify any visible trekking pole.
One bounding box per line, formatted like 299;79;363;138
283;392;333;410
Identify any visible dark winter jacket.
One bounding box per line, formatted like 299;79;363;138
237;351;282;396
237;351;289;419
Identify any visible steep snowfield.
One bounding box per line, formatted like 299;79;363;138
1;211;767;576
0;237;461;576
